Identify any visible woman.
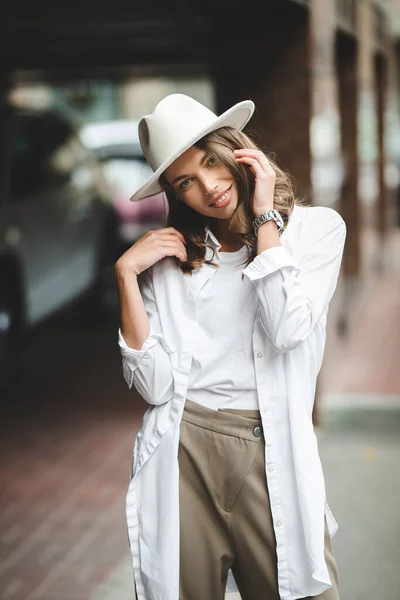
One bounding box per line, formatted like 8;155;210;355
114;93;346;600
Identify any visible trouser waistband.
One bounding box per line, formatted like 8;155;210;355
182;398;263;442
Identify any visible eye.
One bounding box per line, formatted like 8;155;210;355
206;156;216;167
179;178;193;190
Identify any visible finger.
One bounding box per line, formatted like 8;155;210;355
163;239;187;255
234;148;269;160
234;148;266;154
174;231;187;245
160;241;187;260
234;150;271;171
157;228;187;245
235;155;268;177
170;230;187;245
161;241;187;262
163;226;187;245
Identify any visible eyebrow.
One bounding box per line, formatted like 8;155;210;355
171;152;209;186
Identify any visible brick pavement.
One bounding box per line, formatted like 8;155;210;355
0;412;136;599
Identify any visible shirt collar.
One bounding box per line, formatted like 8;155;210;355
204;226;221;250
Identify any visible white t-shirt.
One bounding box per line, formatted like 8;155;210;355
186;244;259;410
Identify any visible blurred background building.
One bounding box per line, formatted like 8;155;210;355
0;1;400;599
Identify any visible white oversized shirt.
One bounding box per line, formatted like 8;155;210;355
118;203;346;600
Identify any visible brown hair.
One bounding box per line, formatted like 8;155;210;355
159;126;309;275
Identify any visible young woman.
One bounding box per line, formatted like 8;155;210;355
115;94;346;600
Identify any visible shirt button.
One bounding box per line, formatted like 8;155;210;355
276;520;283;527
268;466;275;472
262;406;270;414
257;352;263;359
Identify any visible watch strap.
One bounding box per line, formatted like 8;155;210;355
253;209;284;236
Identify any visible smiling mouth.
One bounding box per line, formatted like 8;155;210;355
209;185;232;207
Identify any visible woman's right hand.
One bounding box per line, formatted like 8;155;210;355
114;227;188;276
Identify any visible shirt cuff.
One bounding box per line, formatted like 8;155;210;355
118;325;175;359
118;324;162;363
242;245;300;281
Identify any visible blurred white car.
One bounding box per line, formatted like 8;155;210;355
79;120;166;247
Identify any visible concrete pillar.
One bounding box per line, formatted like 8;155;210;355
336;33;361;280
212;4;311;203
374;51;389;245
309;0;340;427
357;0;379;238
309;0;342;209
384;39;400;229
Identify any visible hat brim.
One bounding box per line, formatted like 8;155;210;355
129;99;255;202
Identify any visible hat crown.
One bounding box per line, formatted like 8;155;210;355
138;94;218;171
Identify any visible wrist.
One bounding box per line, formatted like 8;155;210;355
114;262;139;280
253;206;274;218
256;219;282;254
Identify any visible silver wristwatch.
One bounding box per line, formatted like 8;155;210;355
253;209;284;236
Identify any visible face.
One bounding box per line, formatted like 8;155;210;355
163;145;238;219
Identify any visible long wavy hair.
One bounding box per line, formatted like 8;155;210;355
159;126;309;275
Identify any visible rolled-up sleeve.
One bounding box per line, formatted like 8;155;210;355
242;207;346;353
117;269;175;405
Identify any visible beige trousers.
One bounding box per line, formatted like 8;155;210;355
134;398;340;600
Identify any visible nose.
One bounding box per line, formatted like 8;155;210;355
200;173;219;196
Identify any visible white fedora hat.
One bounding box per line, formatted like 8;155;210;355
130;93;255;201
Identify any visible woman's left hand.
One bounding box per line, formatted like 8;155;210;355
234;148;276;217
